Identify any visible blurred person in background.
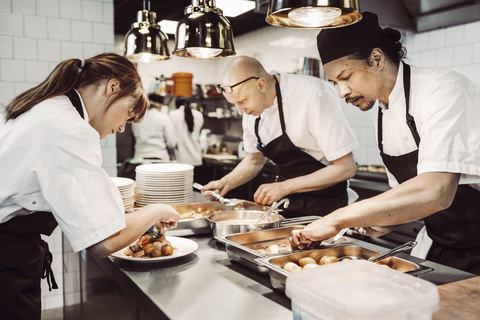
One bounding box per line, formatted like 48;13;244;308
131;93;177;161
169;97;205;176
0;53;180;320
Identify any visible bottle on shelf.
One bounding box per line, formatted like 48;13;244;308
152;77;161;94
159;74;166;96
199;129;211;155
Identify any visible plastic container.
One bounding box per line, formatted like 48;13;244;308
172;72;193;96
285;260;439;320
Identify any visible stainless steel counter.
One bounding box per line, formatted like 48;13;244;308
93;235;292;320
92;232;476;320
91;193;476;320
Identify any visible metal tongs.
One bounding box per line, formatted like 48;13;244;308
253;198;289;225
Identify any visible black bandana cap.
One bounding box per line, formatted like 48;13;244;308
317;12;384;65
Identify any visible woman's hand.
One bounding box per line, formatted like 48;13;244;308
151;204;181;233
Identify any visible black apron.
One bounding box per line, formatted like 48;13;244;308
255;76;348;218
0;89;84;319
378;63;480;275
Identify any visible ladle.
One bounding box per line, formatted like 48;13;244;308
338;240;417;262
193;182;243;207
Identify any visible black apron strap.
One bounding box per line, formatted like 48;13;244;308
273;75;286;133
255;116;264;151
378;62;420;152
255;75;284;152
403;64;420;147
66;89;85;119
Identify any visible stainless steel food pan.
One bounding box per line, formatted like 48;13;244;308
256;245;433;292
221;226;304;273
218;223;345;273
165;201;270;236
207;210;284;238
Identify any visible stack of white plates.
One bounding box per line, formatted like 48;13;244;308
135;163;194;206
110;177;135;212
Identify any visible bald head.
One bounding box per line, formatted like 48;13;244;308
221;56;269;86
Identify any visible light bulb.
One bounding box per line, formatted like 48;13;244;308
288;7;342;27
186;47;223;58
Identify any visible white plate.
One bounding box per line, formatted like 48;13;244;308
111;177;135;187
136;163;194;173
110;236;198;263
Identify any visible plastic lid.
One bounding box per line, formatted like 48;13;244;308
285;260;439;318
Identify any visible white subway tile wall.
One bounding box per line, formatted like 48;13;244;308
0;0;115;311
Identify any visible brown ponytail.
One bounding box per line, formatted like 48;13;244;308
3;53;148;123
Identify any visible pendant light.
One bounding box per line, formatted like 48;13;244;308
173;0;235;59
266;0;362;29
124;0;170;62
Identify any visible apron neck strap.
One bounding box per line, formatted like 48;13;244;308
378;62;420;152
65;89;85;119
273;75;286;133
255;75;286;150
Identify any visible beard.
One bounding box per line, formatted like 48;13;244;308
346;96;376;111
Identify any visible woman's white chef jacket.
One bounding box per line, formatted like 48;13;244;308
0;94;126;252
376;63;480;190
169;105;204;166
131;107;177;160
243;72;359;165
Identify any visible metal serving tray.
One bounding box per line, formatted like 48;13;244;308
218;221;340;273
256;245;434;292
165;201;270;236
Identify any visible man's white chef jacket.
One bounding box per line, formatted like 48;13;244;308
376;63;480;190
243;72;358;165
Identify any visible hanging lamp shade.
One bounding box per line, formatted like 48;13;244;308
173;0;235;59
266;0;362;29
124;3;170;63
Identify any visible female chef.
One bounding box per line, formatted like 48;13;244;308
291;12;480;274
0;53;180;319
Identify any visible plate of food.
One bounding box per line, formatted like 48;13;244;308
111;234;198;263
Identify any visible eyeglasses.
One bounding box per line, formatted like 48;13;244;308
216;76;259;94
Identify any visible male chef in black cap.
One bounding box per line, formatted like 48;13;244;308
291;12;480;274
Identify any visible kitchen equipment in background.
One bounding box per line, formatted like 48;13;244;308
285;260;439;320
298;57;321;78
110;177;135;212
165;77;174;95
199;128;211;154
173;0;236;59
172;72;193;96
266;0;362;29
124;0;170;62
135;163;194;206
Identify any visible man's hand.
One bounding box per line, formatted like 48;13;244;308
254;182;289;205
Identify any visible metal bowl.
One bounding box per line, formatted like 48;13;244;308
207;210;284;238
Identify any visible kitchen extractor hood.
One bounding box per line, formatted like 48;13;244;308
255;0;480;32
